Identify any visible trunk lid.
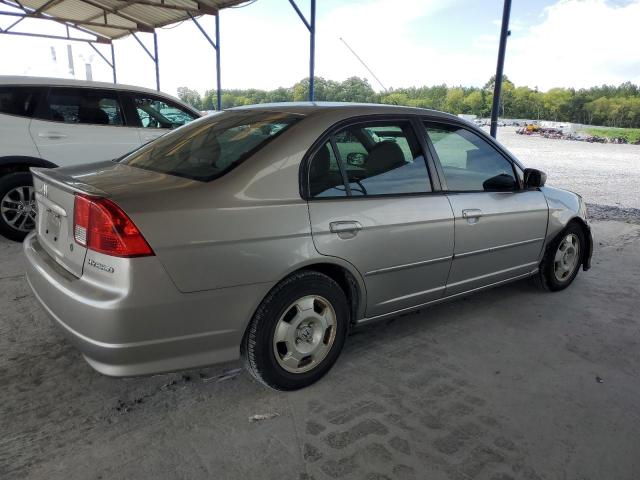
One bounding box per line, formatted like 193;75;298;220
31;168;107;277
31;161;195;277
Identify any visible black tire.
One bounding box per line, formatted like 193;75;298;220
536;222;585;292
242;270;349;391
0;172;36;242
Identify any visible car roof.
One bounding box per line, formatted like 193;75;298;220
228;101;458;120
0;75;195;108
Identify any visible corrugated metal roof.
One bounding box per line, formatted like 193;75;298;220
7;0;248;40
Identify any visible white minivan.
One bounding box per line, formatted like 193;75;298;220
0;76;201;240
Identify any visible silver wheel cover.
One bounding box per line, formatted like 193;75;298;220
273;295;337;374
553;233;580;282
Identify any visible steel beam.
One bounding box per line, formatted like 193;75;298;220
309;0;315;101
215;14;221;110
111;42;117;83
288;0;316;101
153;30;160;91
0;30;106;43
490;0;512;138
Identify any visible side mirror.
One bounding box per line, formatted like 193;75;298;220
523;168;547;188
482;173;517;191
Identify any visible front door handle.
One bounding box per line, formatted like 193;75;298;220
330;221;362;235
462;209;483;224
37;132;68;139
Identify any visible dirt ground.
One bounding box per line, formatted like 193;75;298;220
1;218;639;480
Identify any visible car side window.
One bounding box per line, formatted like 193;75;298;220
132;95;198;129
45;88;123;126
0;86;43;118
309;141;347;198
308;121;431;198
425;123;517;192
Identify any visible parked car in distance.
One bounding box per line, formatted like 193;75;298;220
0;76;201;241
24;103;593;390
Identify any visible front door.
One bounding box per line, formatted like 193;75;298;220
123;93;199;145
307;119;455;317
424;122;549;295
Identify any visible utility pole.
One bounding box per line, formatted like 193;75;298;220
490;0;512;138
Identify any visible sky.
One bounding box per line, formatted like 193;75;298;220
0;0;639;97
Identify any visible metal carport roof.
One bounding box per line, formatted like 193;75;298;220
0;0;247;40
0;0;317;109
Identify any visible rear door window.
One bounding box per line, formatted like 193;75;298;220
44;88;124;126
309;120;432;197
120;111;301;181
0;86;43;118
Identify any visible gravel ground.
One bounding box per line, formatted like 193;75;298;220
496;126;640;209
2;220;640;480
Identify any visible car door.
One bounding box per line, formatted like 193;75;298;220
29;87;139;166
423;121;549;295
123;93;199;145
306;118;455;318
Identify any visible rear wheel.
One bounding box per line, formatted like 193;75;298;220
536;222;584;291
0;172;36;242
242;271;349;390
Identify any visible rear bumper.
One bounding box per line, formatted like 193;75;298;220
24;232;271;376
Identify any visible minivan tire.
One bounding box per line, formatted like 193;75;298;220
0;172;36;242
242;270;349;391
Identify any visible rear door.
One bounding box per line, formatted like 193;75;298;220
30;87;139;166
122;92;199;145
307;118;454;318
423;121;548;295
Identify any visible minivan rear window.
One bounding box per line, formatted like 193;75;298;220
0;87;43;118
120;111;301;181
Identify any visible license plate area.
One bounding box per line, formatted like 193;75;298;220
44;209;62;242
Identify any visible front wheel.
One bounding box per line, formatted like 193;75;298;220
536;222;585;291
242;271;349;390
0;172;37;242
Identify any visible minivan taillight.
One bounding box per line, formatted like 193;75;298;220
73;194;154;257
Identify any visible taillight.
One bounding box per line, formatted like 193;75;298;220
73;194;154;257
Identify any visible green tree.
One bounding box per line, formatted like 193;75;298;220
177;87;202;110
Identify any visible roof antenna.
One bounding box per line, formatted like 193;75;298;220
339;37;388;92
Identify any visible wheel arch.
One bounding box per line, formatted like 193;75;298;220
0;156;57;178
566;216;592;271
544;216;592;272
242;258;367;345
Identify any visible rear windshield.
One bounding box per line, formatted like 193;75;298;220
120;111;301;181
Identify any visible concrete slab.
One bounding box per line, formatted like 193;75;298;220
1;220;639;479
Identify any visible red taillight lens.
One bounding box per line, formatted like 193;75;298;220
73;194;153;257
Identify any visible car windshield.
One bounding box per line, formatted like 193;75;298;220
120;110;301;181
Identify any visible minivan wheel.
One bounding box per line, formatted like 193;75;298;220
536;222;585;292
242;270;349;391
0;172;36;242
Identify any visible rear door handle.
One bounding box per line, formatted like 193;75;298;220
462;209;483;224
37;132;67;139
330;221;362;234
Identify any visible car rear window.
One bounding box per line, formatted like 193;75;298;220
120;111;301;181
